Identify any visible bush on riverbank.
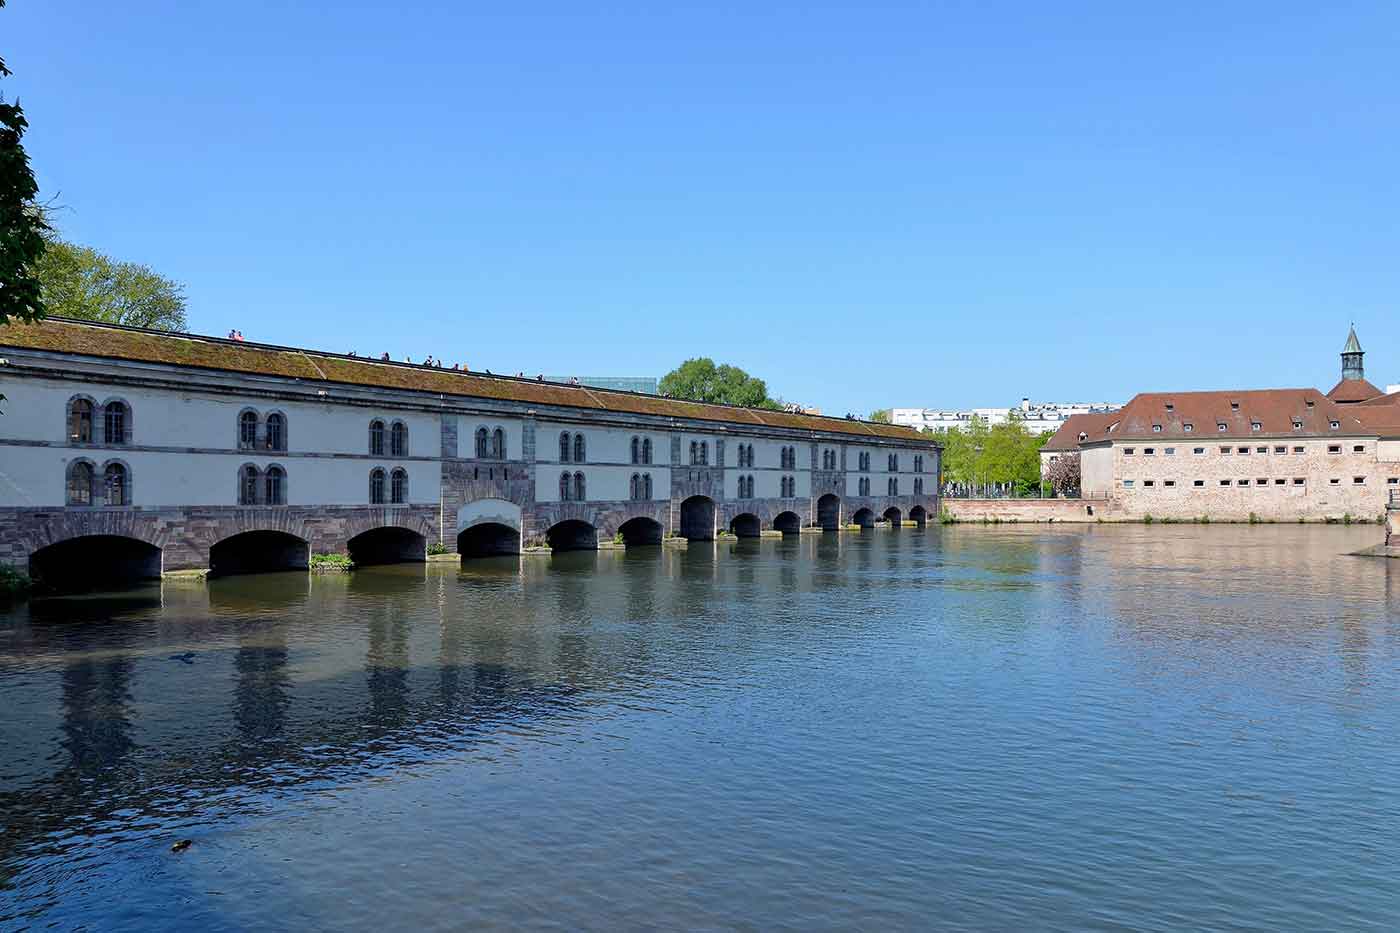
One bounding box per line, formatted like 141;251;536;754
309;553;355;573
0;564;32;599
427;541;447;556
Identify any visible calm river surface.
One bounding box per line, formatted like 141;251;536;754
2;525;1399;931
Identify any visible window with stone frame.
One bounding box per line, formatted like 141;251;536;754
68;398;95;443
265;413;286;452
390;422;408;457
103;462;129;506
369;468;386;505
390;468;408;503
239;410;259;449
240;465;261;505
371;420;387;456
66;460;95;506
265;465;286;505
103;400;130;445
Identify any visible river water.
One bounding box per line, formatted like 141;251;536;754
1;525;1398;931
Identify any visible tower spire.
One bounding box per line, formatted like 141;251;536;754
1342;325;1364;381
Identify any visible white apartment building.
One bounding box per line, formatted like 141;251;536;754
892;399;1121;435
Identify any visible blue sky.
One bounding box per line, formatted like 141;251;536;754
8;1;1398;412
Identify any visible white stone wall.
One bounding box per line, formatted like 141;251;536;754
1080;446;1114;495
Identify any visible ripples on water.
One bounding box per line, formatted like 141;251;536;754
2;526;1399;931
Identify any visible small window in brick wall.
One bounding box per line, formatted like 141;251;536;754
1193;480;1205;487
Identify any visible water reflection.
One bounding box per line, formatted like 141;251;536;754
2;525;1399;930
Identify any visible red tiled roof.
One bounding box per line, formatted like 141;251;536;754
1326;377;1384;403
0;318;930;442
1042;412;1117;450
1072;389;1367;442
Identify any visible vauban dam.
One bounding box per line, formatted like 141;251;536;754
0;319;941;590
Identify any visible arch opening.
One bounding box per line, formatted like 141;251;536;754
910;505;928;527
618;516;663;548
729;513;761;538
347;526;427;566
29;535;162;594
210;530;309;577
458;522;520;559
680;495;716;541
546;519;598;552
883;507;903;527
817;494;841;531
851;507;876;528
773;511;801;535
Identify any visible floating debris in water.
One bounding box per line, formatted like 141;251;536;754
171;839;192;853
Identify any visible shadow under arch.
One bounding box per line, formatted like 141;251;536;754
547;519;598;552
29;535;162;594
851;507;876;528
910;505;928;527
210;530;309;577
729;513;761;538
618;516;663;547
816;494;841;531
883;506;903;527
347;526;426;566
458;522;520;559
773;511;801;535
680;495;716;541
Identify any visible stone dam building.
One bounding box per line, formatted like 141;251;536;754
0;319;940;589
1041;328;1400;522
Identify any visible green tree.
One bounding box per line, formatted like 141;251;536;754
0;0;48;325
659;358;778;409
35;239;187;331
868;408;891;423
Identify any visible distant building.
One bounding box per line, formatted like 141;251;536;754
892;399;1121;435
1041;327;1400;521
545;376;659;395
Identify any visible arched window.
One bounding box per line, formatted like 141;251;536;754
68;398;94;443
642;437;652;465
631;436;641;465
103;462;128;506
66;460;94;506
492;428;506;459
369;468;386;505
690;440;699;465
265;465;286;505
700;442;708;465
643;473;653;499
560;432;572;463
559;471;572;501
574;471;586;501
573;433;586;463
476;427;490;458
370;420;386;456
390;422;408;457
239;410;259;449
390;468;407;504
103;401;128;445
240;465;260;505
265;412;286;451
914;477;923;495
630;473;641;500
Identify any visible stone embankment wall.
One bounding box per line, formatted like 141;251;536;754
942;499;1114;523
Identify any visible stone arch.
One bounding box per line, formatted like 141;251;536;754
617;516;663;547
729;513;761;538
459;522;520;558
883;506;903;527
546;519;598;552
816;493;841;531
909;505;928;526
29;534;163;593
458;498;522;534
851;507;875;528
680;495;716;541
773;511;801;535
210;529;310;577
347;525;427;566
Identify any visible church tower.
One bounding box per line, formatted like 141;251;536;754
1341;326;1364;382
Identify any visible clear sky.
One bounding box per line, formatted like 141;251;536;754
8;1;1398;412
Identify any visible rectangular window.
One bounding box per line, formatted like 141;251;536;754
1163;480;1176;487
1122;480;1135;488
1144;448;1155;456
1193;479;1204;487
1389;478;1399;485
1165;447;1175;455
1330;478;1340;485
1220;479;1232;486
1256;447;1267;454
1143;480;1155;488
1354;476;1366;485
1194;447;1205;455
1293;446;1305;454
1220;446;1231;454
1274;478;1286;485
1293;478;1305;486
1124;448;1135;456
1256;478;1268;486
1328;445;1341;454
1274;446;1286;454
1237;479;1250;486
1238;447;1250;455
1353;445;1365;453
